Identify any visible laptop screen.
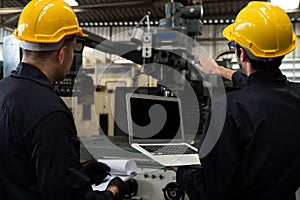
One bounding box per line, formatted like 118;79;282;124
126;94;185;143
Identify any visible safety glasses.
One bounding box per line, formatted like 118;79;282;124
227;41;240;51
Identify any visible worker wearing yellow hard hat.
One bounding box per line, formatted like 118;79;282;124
176;2;300;200
13;0;88;51
0;0;128;199
223;1;297;60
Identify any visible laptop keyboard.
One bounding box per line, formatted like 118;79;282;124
140;144;198;155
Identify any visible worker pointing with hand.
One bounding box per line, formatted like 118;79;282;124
177;2;300;200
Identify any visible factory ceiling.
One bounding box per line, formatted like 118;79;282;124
0;0;298;32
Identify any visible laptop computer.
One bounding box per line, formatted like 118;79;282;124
126;93;200;166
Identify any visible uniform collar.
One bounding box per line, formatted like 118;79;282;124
246;68;287;87
11;62;53;90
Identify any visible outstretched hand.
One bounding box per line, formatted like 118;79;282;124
193;51;220;75
193;50;236;81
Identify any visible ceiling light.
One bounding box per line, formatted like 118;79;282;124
64;0;78;6
270;0;299;10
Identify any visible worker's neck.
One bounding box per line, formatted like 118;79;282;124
22;57;57;85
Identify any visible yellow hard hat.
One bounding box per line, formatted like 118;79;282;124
13;0;88;44
223;1;298;59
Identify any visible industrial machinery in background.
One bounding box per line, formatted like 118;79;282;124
130;0;203;81
114;0;206;139
56;0;204;95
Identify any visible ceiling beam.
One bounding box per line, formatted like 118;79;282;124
0;7;22;15
2;14;18;24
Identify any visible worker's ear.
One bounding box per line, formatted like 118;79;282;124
239;48;248;62
57;46;66;65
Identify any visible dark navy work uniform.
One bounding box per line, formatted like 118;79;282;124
177;69;300;200
0;63;114;200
